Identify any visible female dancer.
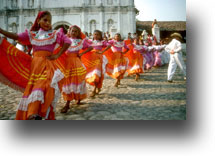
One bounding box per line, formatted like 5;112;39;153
60;25;93;113
139;39;151;71
81;30;109;97
0;11;71;120
126;37;144;81
103;33;129;87
152;41;164;67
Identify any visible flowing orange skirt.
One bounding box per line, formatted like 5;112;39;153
0;38;31;92
105;51;128;79
126;51;144;75
62;53;87;101
81;50;107;89
15;51;64;120
0;39;64;120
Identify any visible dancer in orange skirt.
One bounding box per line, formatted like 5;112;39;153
0;11;71;120
126;37;144;81
81;30;110;97
103;33;129;87
60;25;93;113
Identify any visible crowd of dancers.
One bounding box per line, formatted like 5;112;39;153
0;11;186;120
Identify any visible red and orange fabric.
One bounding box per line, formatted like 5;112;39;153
15;50;64;120
125;44;144;75
104;49;128;80
81;49;105;89
0;38;65;120
0;38;32;92
53;39;88;101
62;52;87;101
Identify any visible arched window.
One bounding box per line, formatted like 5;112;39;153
107;0;113;5
11;23;17;33
90;20;96;33
26;22;33;30
89;0;96;5
28;0;34;8
107;19;114;32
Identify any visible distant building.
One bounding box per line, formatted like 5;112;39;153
0;0;138;38
137;21;186;42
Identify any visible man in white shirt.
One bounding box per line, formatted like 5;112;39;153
165;33;186;82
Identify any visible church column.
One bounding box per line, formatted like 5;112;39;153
81;0;88;32
117;6;121;34
18;0;24;33
100;7;104;32
117;0;121;5
36;0;42;8
117;0;121;34
2;0;8;30
130;0;134;6
81;9;86;32
128;8;135;34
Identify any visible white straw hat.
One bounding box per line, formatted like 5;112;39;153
171;33;183;39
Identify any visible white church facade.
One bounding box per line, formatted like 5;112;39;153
0;0;137;38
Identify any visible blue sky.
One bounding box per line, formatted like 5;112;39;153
135;0;186;21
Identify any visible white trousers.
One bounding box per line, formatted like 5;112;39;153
167;52;186;80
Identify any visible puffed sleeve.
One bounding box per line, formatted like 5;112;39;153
56;28;71;46
18;29;31;45
82;39;91;49
143;45;148;51
123;42;129;50
102;40;109;48
107;40;114;46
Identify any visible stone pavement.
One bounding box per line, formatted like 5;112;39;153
0;64;186;120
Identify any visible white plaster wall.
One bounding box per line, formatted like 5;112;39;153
43;0;81;8
0;0;136;38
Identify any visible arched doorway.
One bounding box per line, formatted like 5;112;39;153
53;21;71;34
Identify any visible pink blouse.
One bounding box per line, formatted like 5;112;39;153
132;44;147;54
108;40;129;52
66;38;90;54
18;28;71;53
87;40;108;51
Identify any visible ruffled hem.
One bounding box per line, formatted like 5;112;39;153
62;81;87;95
86;69;101;79
16;69;64;112
50;69;64;111
102;55;108;74
17;90;44;111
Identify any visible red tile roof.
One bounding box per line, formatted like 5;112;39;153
137;21;186;31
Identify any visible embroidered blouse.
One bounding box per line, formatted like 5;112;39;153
132;44;147;54
108;40;129;52
66;38;90;54
18;28;71;53
87;40;108;51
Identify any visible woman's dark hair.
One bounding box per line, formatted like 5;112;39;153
67;25;82;39
115;33;122;41
93;30;103;41
31;11;52;31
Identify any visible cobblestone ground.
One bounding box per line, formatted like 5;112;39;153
0;64;186;120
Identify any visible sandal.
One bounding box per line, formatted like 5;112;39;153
96;88;101;94
75;100;81;105
135;74;140;81
61;105;70;113
90;91;96;97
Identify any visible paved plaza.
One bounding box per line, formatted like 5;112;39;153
0;64;186;120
